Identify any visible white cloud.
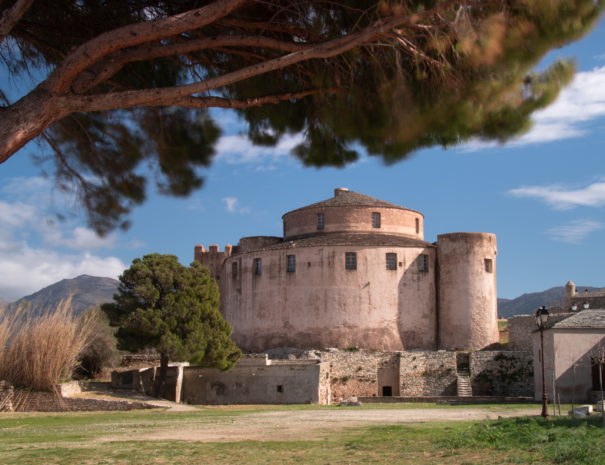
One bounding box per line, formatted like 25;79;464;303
0;200;36;227
0;176;115;251
222;197;251;214
43;226;117;250
0;176;127;301
223;197;238;212
463;66;605;150
509;180;605;209
546;219;603;244
215;132;304;164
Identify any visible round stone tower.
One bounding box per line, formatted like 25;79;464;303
437;232;499;350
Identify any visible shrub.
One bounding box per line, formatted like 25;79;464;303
76;309;119;378
0;301;95;391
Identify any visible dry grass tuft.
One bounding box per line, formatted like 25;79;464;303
0;299;95;391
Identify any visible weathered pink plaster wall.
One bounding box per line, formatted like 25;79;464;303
534;329;605;402
437;232;499;350
283;206;424;240
222;245;436;352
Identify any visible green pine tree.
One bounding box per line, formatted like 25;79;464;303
103;253;240;398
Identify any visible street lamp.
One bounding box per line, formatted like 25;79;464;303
535;306;550;418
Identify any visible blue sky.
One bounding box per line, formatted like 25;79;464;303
1;18;605;301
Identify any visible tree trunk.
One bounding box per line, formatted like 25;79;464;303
0;87;70;163
154;353;170;399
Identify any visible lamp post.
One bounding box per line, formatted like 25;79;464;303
535;306;550;418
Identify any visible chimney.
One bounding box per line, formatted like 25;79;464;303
334;187;349;196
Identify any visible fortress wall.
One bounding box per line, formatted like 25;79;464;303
283;206;424;240
399;351;457;396
437;233;499;350
222;245;436;352
470;351;533;397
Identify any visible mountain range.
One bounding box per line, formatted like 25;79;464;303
0;275;602;318
498;285;601;318
2;275;119;316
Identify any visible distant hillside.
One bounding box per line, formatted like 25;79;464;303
6;275;119;316
498;286;601;318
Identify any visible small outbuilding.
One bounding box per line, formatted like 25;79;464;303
533;309;605;403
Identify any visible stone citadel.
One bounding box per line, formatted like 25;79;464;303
195;188;499;352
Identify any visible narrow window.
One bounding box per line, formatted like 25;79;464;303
254;258;262;275
345;252;357;270
484;258;493;273
386;253;397;270
372;212;381;228
276;385;284;393
382;386;393;396
415;218;420;234
287;255;296;273
317;212;325;230
418;254;429;272
231;262;238;279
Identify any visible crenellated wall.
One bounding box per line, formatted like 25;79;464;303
194;243;233;282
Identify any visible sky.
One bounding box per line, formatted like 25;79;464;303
2;17;605;302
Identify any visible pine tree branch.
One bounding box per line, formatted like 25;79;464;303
71;35;307;94
0;0;34;43
72;14;416;112
171;89;332;108
45;0;250;93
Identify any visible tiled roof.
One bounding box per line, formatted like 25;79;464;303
550;309;605;329
236;232;434;254
284;189;420;216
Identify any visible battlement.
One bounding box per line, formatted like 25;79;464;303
194;244;235;281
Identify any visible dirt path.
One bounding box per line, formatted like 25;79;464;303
103;406;539;442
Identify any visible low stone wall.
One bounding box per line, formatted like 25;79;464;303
399;351;457;396
470;351;533;396
182;360;328;405
120;352;161;367
0;380;14;412
111;365;184;401
266;348;458;400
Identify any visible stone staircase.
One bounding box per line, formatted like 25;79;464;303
456;352;472;397
456;372;473;397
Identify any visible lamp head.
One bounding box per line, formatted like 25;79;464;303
535;306;550;328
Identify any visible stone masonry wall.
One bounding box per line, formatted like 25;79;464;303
320;349;386;401
508;314;573;351
266;348;459;400
507;316;535;351
399;351;458;396
470;351;533;397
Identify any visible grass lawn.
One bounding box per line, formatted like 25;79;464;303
0;405;603;465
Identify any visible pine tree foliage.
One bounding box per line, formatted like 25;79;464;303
103;254;240;394
0;1;603;233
